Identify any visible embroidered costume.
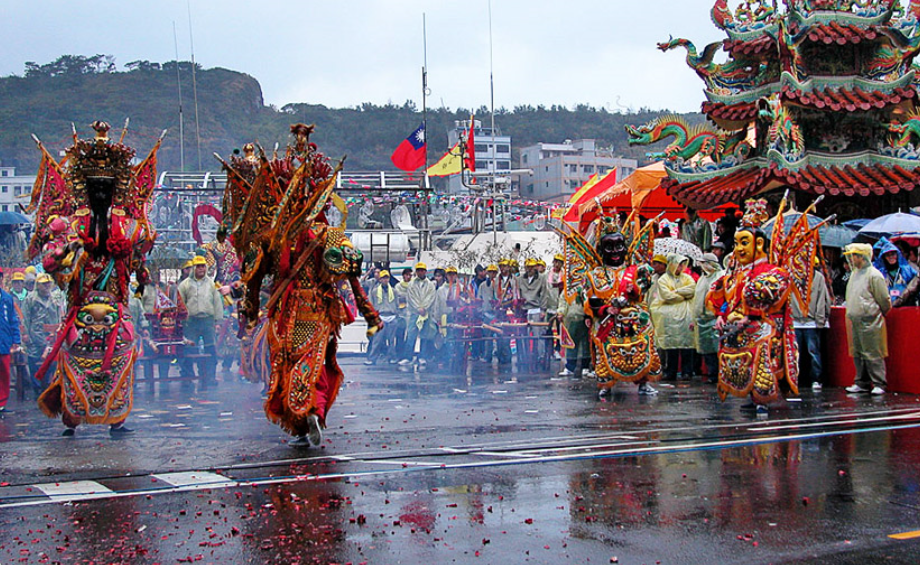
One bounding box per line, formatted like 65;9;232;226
558;212;660;393
29;121;161;430
218;124;381;445
706;197;823;407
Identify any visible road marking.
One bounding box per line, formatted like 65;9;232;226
33;480;113;502
889;530;920;540
751;411;920;432
4;419;920;510
152;471;236;488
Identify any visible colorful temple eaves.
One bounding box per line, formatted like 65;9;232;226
629;0;920;209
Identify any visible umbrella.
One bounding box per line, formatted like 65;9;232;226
843;218;871;230
762;212;856;248
0;210;30;225
857;212;920;239
654;237;702;262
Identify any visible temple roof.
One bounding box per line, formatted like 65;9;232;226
722;35;776;58
781;84;917;112
702;101;759;124
791;21;881;44
663;160;920;209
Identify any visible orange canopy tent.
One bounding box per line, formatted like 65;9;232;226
576;162;731;231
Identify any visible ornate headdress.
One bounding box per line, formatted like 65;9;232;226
27;121;164;260
740;198;770;230
596;213;626;240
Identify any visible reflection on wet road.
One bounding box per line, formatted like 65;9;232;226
1;359;919;563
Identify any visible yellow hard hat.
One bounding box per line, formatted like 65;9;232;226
11;272;25;281
445;266;458;274
378;270;390;278
415;262;428;270
486;264;499;272
553;253;565;262
524;258;538;267
24;266;37;275
36;273;53;284
652;254;668;264
192;256;208;266
536;259;546;266
183;260;194;269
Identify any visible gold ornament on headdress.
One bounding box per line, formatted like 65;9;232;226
740;198;770;229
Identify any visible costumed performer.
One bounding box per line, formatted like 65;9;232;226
558;211;660;397
706;196;824;413
29;121;162;436
217;124;382;447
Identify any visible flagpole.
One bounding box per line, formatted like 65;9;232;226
489;0;498;245
421;12;431;251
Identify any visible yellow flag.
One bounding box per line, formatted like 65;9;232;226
426;142;462;177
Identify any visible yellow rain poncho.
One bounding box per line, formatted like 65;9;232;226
651;253;697;350
844;243;891;360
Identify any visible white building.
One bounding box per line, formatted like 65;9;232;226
443;119;512;194
518;140;637;202
0;164;35;214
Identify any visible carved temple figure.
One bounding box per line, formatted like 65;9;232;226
217;124;382;448
625;115;751;165
759;95;805;158
888;115;920;147
29;121;162;435
557;212;661;396
706;196;824;412
658;37;773;93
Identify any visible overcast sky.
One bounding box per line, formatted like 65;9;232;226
3;1;736;113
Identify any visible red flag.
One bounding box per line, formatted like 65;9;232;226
465;117;476;172
390;122;426;171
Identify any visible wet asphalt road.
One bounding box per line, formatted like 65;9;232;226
1;357;920;564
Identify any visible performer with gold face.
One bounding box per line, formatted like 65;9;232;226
706;199;800;413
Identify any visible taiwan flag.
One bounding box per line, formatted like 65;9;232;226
390;122;427;171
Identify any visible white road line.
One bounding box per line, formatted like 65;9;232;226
151;471;236;488
33;480;113;502
750;411;920;432
3;420;919;510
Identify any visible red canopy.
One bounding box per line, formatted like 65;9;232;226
576;162;729;231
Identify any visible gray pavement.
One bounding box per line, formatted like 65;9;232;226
1;357;920;564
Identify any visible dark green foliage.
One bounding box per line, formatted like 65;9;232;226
0;56;703;175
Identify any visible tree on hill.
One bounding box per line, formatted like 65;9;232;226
0;55;702;179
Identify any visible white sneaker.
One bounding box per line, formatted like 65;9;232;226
871;386;886;395
418;358;427;366
584;370;596;379
363;359;374;366
638;383;658;396
553;351;562;360
306;414;323;447
558;368;573;377
398;359;412;366
811;382;822;391
846;384;869;394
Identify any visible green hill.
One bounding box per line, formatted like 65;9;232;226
0;55;703;177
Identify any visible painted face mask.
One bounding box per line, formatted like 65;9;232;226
599;233;627;267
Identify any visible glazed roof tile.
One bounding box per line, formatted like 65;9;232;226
722;36;776;58
663;162;920;208
781;85;915;112
701;101;759;123
795;22;880;44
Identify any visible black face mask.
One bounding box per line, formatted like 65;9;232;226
599;234;627;267
86;177;114;254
